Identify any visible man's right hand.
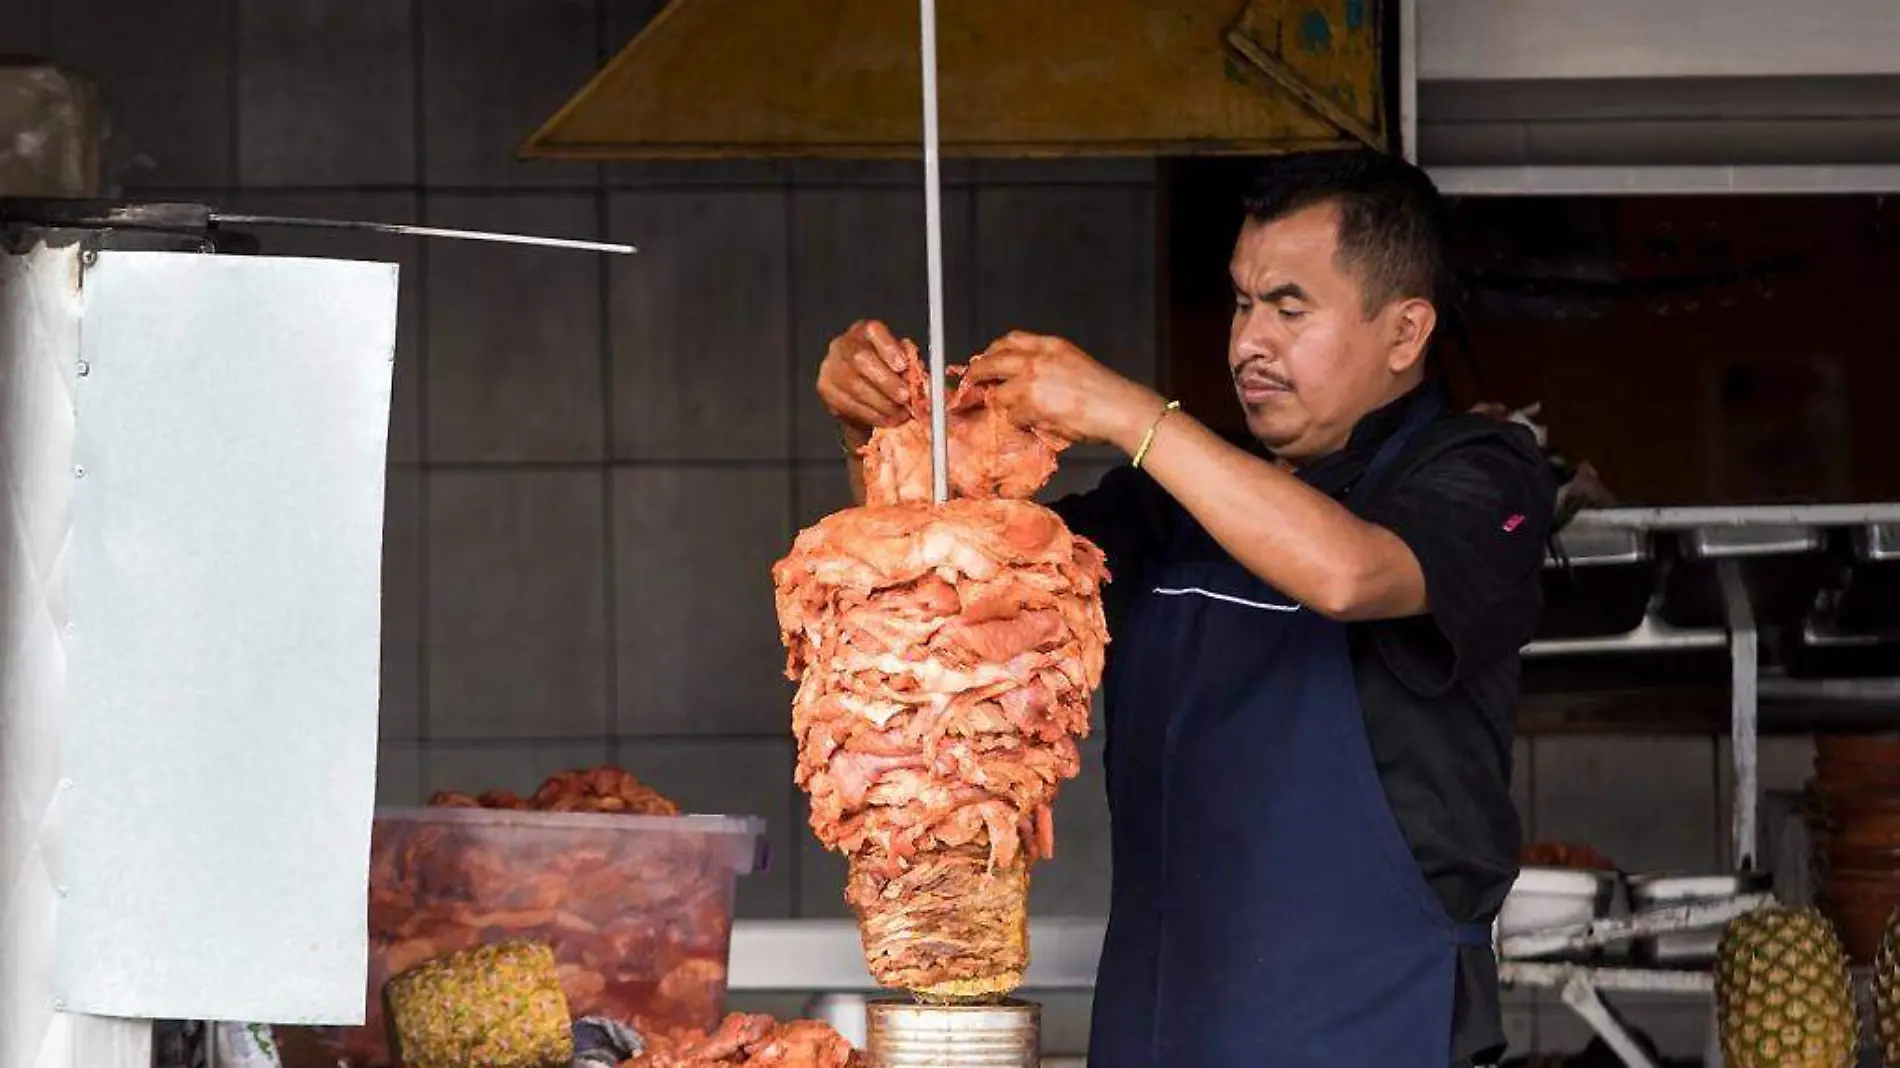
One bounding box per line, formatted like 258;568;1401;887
817;320;914;438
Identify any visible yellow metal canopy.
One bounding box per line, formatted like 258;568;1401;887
523;0;1387;160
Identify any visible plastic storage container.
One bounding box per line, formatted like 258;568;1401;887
293;806;766;1068
1498;866;1615;959
1628;872;1765;966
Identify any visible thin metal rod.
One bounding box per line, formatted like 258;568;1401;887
209;214;637;255
1719;559;1759;871
920;0;949;504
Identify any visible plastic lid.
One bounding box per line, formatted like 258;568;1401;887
373;807;771;875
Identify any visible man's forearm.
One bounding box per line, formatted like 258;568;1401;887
1129;413;1426;621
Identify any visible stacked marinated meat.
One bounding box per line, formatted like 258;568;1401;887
627;1013;864;1068
772;340;1109;999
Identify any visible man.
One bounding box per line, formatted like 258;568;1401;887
816;150;1554;1068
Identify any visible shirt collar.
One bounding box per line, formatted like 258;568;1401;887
1288;383;1445;497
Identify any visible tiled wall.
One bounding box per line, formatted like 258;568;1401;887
5;0;1809;1056
5;0;1153;923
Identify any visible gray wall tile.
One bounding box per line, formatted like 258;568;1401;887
613;468;792;737
424;739;610;796
795;798;850;918
612;160;790;187
609;190;791;460
793;463;853;531
46;0;233;188
237;0;415;186
223;192;423;464
1533;737;1720;873
377;744;424;806
381;468;422;741
426;194;606;463
1029;740;1111;915
427;470;609;739
974;186;1158;378
420;0;601;187
974;159;1161;185
789;186;974;459
615;739;796;918
789;159;975;187
975;186;1159;458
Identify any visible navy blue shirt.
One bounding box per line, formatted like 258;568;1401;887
1052;386;1556;1066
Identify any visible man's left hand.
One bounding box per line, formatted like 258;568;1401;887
966;332;1165;453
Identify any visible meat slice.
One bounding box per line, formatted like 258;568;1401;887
627;1013;863;1068
859;337;1071;507
774;336;1109;999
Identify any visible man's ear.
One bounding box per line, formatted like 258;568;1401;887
1386;298;1437;374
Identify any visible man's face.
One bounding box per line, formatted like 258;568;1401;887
1228;202;1425;463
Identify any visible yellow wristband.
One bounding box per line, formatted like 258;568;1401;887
1131;400;1180;470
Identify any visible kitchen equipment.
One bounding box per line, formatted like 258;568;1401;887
1788;524;1900;677
1628;872;1769;965
1498;866;1617;959
1;198;635;254
294;807;766;1067
1538;525;1656;639
866;1000;1040;1068
1838;523;1900;632
1660;523;1826;629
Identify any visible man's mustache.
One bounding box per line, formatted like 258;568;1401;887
1232;361;1292;390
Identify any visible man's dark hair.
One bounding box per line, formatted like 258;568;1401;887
1240;149;1450;318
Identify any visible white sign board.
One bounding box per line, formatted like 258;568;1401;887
49;250;395;1024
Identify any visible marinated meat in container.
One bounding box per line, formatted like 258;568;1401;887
283;766;765;1067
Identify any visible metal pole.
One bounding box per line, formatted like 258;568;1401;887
920;0;949;504
1718;560;1759;871
209;214;637;255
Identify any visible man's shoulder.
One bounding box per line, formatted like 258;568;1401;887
1360;410;1559;548
1390;411;1556;501
1417;410;1546;465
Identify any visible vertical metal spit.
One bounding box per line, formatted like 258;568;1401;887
920;0;950;504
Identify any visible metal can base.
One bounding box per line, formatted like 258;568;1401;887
866;999;1040;1068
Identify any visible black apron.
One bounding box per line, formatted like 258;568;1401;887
1087;395;1490;1067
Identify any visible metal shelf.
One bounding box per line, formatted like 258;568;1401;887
1500;962;1714;995
1570;504;1900;530
1522;616;1727;659
1431;164;1900;197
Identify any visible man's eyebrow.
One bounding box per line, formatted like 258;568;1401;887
1231;279;1307;300
1237;282;1309;304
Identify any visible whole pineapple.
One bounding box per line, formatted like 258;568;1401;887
1717;906;1858;1068
1875;908;1900;1065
